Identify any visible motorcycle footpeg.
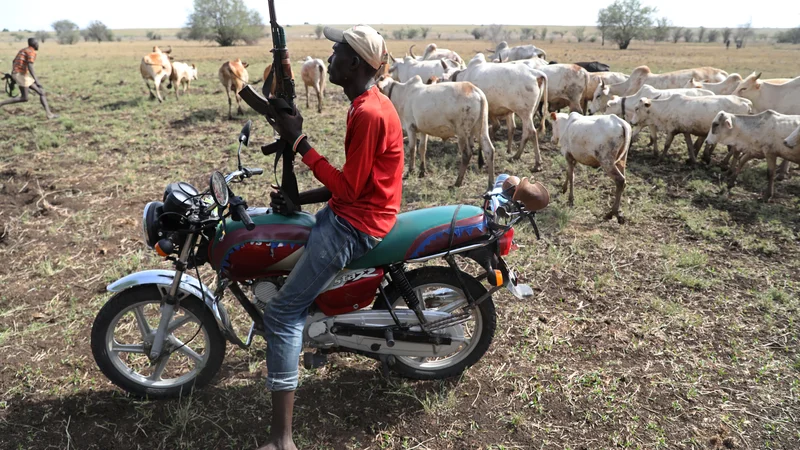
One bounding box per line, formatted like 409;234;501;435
302;351;328;370
384;329;395;348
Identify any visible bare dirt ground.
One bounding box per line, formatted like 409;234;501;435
1;36;799;449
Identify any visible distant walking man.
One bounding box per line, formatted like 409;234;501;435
0;38;58;119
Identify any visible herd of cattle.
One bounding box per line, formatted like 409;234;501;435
139;42;800;220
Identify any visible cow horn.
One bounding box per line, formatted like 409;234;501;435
409;45;417;58
163;46;172;54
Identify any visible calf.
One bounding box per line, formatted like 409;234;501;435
539;64;590;113
219;59;250;119
732;73;800;114
707;110;800;201
389;56;460;83
549;112;631;224
449;54;548;170
139;46;173;103
630;94;752;163
168;62;197;100
300;56;326;113
377;75;495;188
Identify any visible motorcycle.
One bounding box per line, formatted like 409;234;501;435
90;121;550;398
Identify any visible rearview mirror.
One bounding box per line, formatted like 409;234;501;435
239;120;252;147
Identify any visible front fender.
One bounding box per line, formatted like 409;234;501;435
107;270;238;345
108;269;215;302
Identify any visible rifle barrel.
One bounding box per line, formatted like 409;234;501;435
268;0;277;25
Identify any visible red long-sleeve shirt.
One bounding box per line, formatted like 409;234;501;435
301;86;404;238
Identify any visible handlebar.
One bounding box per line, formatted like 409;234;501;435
232;203;255;231
225;167;264;184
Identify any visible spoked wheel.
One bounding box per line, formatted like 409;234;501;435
376;266;496;380
91;285;226;399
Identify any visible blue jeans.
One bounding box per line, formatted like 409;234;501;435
263;206;378;391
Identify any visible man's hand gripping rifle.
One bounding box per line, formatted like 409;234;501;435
238;0;301;216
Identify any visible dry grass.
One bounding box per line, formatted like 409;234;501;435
0;35;799;449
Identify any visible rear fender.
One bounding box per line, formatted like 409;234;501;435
107;270;238;344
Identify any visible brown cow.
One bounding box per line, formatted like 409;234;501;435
262;63;278;97
140;46;173;103
219;59;250;119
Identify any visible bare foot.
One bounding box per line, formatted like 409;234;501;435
255;437;297;450
47;113;59;120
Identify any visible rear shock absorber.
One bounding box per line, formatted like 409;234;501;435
388;265;428;328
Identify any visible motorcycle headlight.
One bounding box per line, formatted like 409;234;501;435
142;201;163;248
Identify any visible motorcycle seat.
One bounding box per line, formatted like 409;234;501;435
347;205;488;270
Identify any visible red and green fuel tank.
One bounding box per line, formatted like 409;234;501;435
209;205;489;281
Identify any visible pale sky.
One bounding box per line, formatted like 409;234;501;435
3;0;799;31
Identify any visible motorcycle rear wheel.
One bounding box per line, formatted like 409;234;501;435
378;266;496;380
91;285;226;399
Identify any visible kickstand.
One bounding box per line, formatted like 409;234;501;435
378;354;394;379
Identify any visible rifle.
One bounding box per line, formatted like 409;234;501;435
2;72;16;97
238;0;300;216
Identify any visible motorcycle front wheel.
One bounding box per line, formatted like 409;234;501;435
377;266;497;380
91;285;226;399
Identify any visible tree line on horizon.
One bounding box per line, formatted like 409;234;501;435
6;0;800;48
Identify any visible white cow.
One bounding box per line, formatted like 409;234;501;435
549;112;631;224
630;94;753;163
598;65;729;100
388;56;460;83
168;62;197;100
376;75;495;188
785;123;800;149
449;54;549;171
707;110;800;201
732;73;800;114
595;84;714;152
300;56;326;113
506;58;549;69
488;41;547;62
590;71;724;116
409;44;465;67
684;73;743;95
584;72;628;112
538;64;590;113
593;85;714;119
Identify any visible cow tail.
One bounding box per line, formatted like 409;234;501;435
616;117;631;166
539;74;549;134
478;87;493;158
318;62;326;94
582;69;590;113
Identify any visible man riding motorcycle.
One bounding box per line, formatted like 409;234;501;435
257;24;402;450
